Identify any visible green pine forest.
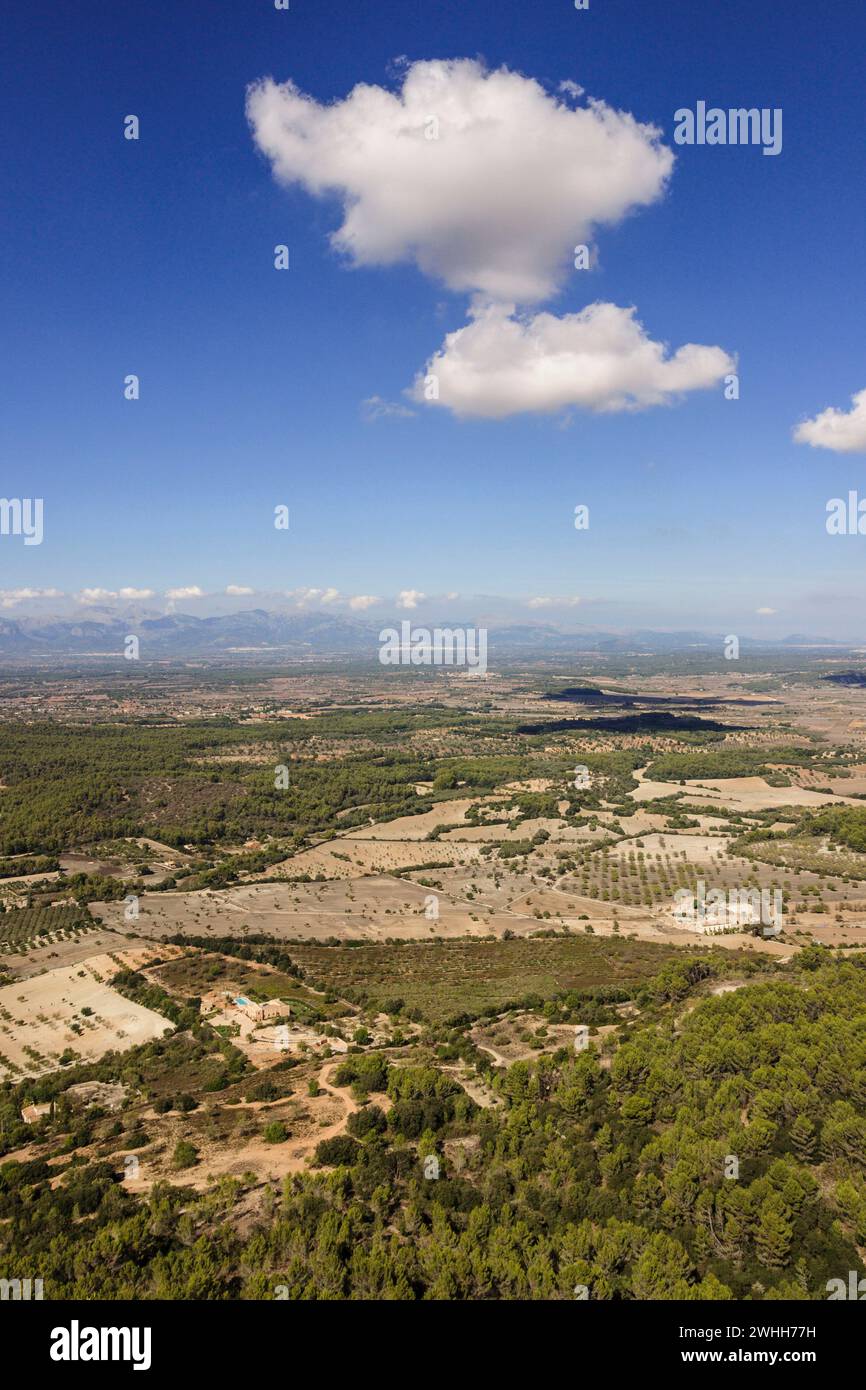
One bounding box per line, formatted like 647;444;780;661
2;947;865;1299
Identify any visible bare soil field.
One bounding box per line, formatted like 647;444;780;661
340;799;477;839
264;836;484;879
0;952;172;1081
440;817;596;844
630;773;864;812
3;931;159;981
683;776;865;812
92;874;530;941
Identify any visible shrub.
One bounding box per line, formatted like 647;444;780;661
313;1135;360;1167
347;1105;387;1139
172;1140;198;1170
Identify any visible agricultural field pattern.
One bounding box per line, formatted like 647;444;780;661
1;660;866;1303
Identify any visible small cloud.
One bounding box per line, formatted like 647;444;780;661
119;587;155;600
755;606;777;616
349;594;379;611
361;395;415;422
397;589;425;610
226;585;254;596
527;595;581;609
286;587;321;607
794;387;866;454
165;586;204;600
285;586;343;608
78;588;117;604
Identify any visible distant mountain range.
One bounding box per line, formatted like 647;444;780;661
0;610;373;657
0;609;851;660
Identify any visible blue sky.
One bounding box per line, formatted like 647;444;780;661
2;0;866;638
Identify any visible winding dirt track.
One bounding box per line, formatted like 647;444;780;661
169;1060;363;1189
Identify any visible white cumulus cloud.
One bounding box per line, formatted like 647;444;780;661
226;585;254;596
78;588;117;604
286;587;322;607
119;587;155;600
794;388;866;454
246;58;673;303
0;587;63;608
165;586;203;601
349;594;380;610
411;300;734;419
397;589;425;610
285;586;344;607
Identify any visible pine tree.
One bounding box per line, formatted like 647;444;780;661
755;1194;793;1270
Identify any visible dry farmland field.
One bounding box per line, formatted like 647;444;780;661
0;952;171;1081
4;659;866;1303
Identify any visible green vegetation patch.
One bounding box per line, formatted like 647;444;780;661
288;935;758;1024
644;745;821;782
